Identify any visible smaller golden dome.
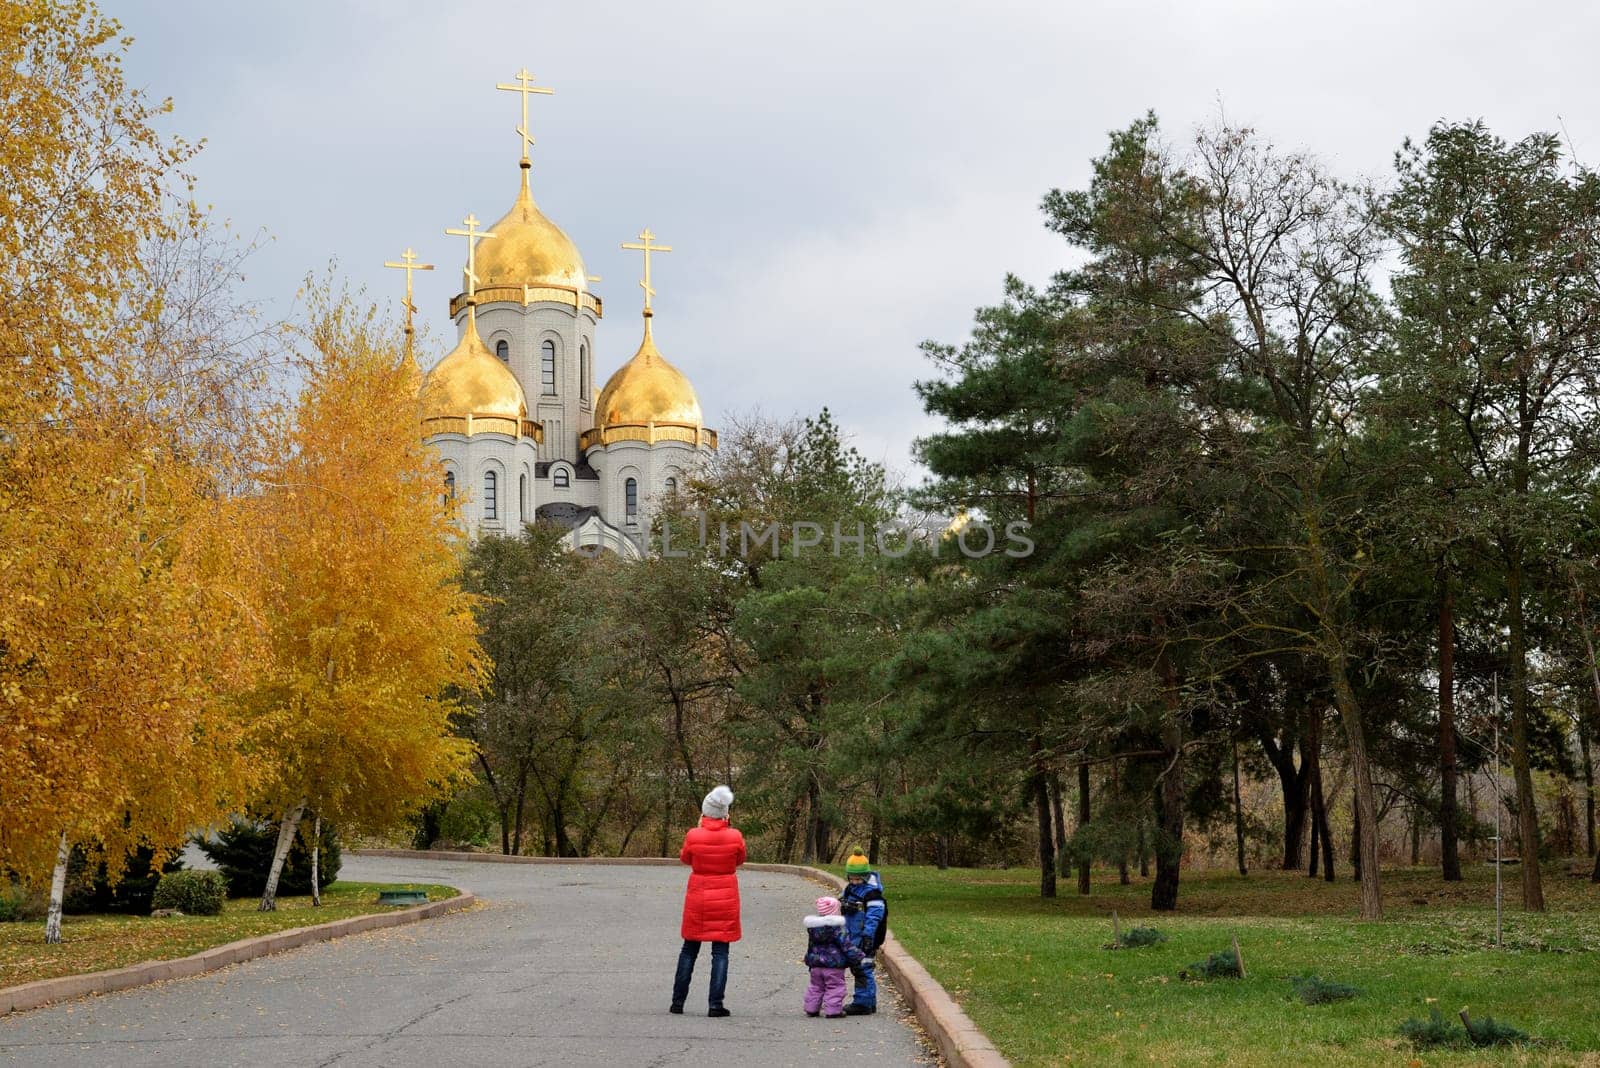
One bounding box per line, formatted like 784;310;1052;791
594;318;704;429
474;168;587;291
421;313;529;428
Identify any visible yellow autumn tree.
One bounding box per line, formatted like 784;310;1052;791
1;1;270;942
246;287;483;909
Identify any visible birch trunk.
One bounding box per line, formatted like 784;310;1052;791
311;812;322;907
258;801;306;912
43;831;69;944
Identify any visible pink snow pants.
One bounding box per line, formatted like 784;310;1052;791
804;966;847;1015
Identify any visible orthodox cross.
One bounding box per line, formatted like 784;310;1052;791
621;228;672;314
445;214;495;302
382;247;434;341
496;68;554;165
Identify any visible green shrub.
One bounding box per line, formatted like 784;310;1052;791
1290;975;1360;1004
1107;925;1167;949
0;881;27;922
1179;949;1242;980
197;812;341;898
1399;1008;1531;1050
1464;1015;1531;1048
1399;1008;1467;1050
63;843;184;916
151;870;226;916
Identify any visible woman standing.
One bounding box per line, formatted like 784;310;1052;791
671;785;745;1017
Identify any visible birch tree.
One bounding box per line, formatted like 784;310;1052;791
247;289;482;909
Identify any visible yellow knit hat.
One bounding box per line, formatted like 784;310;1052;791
844;850;871;875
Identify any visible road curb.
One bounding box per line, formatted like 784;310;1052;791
0;888;475;1016
353;849;1012;1067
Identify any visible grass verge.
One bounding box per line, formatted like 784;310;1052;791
0;882;457;988
882;862;1600;1067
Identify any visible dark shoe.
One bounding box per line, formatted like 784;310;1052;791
843;1003;875;1016
826;1013;846;1019
708;1007;731;1018
805;1011;820;1017
669;1004;683;1015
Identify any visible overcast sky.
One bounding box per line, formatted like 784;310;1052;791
115;0;1600;483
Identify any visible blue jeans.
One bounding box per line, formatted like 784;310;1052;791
672;939;729;1009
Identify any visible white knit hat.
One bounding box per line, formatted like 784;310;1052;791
702;785;734;819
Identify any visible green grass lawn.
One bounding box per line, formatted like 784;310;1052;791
0;881;458;988
882;861;1600;1067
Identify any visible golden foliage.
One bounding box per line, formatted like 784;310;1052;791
0;1;263;885
244;287;483;835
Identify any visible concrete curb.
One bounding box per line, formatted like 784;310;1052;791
353;849;1012;1067
0;888;475;1016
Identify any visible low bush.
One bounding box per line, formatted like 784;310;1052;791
1398;1008;1532;1050
0;881;28;922
151;870;226;916
63;844;183;916
1107;925;1167;949
1290;975;1359;1004
1179;949;1242;980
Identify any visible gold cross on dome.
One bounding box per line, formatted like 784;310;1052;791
496;68;554;164
383;247;434;331
621;228;672;313
445;214;495;301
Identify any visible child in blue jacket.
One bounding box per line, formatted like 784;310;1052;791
839;849;887;1015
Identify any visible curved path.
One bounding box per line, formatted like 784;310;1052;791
0;854;933;1067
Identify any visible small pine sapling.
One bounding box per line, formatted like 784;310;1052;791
1290;975;1360;1005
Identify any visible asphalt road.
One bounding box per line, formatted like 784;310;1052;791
0;854;934;1068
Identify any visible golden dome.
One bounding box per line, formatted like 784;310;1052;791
420;314;530;431
473;168;587;291
594;318;704;429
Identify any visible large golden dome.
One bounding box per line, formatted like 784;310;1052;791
420;314;536;439
473;168;587;291
594;319;704;429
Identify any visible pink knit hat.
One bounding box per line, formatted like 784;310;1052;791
815;896;840;916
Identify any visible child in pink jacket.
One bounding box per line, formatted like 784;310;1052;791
802;896;865;1017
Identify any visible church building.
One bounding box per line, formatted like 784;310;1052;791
410;70;716;558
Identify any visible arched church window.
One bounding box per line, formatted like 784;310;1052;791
484;470;498;521
554;468;570;489
541;340;556;395
519;473;527;516
580;343;589;400
625;477;638;520
664;477;677;495
444;470;455;501
495;339;509;362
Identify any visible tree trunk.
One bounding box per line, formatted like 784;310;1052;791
1151;656;1185;911
802;777;820;865
259;801;307;912
1137;823;1149;878
501;804;513;856
1350;798;1362;879
1328;660;1382;918
1260;693;1311;870
43;831;69;944
1077;761;1091;895
1439;573;1462;880
1410;804;1422;866
1581;718;1595;858
1049;771;1068;855
1232;739;1248;877
311;812;322;907
1307;806;1320;878
1505;559;1546;911
1032;731;1057;898
1112;759;1130;884
511;769;528;856
868;775;884;866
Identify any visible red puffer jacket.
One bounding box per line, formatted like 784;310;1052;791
679;816;747;942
